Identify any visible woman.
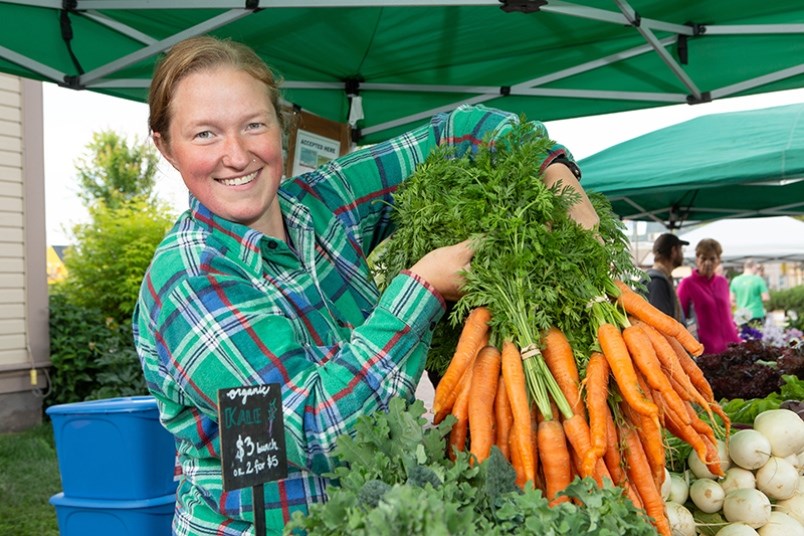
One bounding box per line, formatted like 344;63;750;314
133;35;598;535
677;238;741;355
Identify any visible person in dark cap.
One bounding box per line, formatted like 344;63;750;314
646;233;689;322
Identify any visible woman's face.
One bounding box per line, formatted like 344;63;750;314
155;65;285;236
696;251;720;278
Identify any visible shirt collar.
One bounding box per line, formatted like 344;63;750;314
186;191;313;273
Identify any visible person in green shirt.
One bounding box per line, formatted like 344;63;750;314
133;35;599;536
730;258;770;327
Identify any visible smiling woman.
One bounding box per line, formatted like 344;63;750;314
130;34;599;536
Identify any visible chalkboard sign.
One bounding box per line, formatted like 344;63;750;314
218;384;288;491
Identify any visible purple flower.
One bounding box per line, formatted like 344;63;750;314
740;325;763;341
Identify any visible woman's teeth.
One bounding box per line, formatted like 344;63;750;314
219;171;257;186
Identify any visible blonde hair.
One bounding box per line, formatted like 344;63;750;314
695;238;723;259
148;35;284;143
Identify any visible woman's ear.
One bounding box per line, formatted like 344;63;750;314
153;132;178;170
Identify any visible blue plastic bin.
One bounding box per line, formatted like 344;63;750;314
50;492;174;536
47;396;178;500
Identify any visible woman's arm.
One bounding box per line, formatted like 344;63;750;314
138;265;443;476
542;163;599;231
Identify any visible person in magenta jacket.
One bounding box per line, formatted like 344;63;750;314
677;238;741;355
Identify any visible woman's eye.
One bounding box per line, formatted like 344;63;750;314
194;130;213;140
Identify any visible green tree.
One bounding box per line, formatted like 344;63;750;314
74;129;159;209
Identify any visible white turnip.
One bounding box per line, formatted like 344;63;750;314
729;429;772;470
720;466;756;494
722;488;772;529
668;471;690;504
756;511;804;536
755;456;799;500
775;491;804;525
715;523;760;535
690;478;726;513
665;501;696;536
661;467;672;500
753;408;804;458
783;453;802;473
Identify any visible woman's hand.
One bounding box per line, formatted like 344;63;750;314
409;239;474;302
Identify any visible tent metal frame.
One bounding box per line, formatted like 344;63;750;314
2;0;804;138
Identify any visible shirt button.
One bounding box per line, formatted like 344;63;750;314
267;240;278;249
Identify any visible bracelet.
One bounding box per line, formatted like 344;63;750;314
549;156;582;180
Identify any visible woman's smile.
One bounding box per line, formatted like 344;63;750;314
217;169;259;187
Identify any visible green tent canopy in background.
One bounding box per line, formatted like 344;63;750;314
579;103;804;229
0;1;803;144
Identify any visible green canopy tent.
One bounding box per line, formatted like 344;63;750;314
578;103;804;229
0;1;803;144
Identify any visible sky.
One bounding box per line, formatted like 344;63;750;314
42;82;804;245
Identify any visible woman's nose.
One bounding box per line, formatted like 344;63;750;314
222;136;251;168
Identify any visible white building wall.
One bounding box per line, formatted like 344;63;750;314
0;74;49;432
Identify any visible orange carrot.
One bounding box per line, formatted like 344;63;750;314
582;351;610;477
673;325;705;358
494;376;513;460
501;340;535;486
665;333;731;438
661;396;724;477
541;327;585;418
684;401;716;442
447;355;475;460
530;402;541;490
563;412;613;487
623;480;643;510
509;422;527;489
613;280;703;356
621;426;672;536
433;307;491;416
623;325;691;426
538;419;572;504
562;413;593;478
637;321;715;420
621;400;666;490
468;346;502;464
665;334;713;399
597;323;658;419
603;411;625;486
433;329;490;425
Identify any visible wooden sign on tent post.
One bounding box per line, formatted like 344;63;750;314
283;107;351;179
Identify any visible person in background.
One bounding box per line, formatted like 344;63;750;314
645;233;688;322
677;238;741;355
730;258;770;328
132;35;599;536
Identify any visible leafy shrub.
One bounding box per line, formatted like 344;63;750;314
46;289;146;409
59;197;174;324
769;285;804;331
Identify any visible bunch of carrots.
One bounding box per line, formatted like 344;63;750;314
431;280;730;536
